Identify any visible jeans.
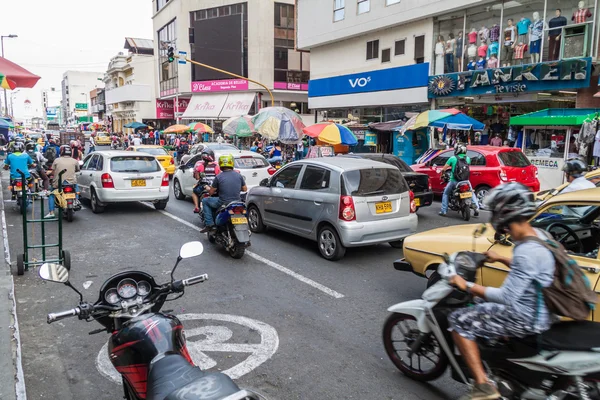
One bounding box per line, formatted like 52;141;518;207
441;180;479;214
48;181;80;212
295;151;303;161
89;145;95;153
268;155;283;163
445;53;454;73
202;197;222;227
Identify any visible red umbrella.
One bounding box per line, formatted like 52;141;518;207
0;57;41;89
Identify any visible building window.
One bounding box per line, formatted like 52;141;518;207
157;19;178;96
366;40;379;60
386;0;401;5
157;0;170;12
395;39;405;56
382;48;391;63
357;0;369;14
334;0;345;22
414;35;425;63
274;3;310;87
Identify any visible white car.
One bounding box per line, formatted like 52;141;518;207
77;151;170;213
173;150;274;200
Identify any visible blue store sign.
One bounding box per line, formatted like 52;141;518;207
309;63;430;98
428;57;591;98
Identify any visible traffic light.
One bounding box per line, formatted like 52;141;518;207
168;47;175;63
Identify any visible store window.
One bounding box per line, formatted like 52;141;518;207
395;39;406;56
334;0;345;22
357;0;370;14
157;19;178;96
382;48;391;63
274;3;310;86
414;35;425;63
366;40;379;60
157;0;170;12
386;0;401;5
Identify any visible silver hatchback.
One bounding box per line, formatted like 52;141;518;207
246;157;418;260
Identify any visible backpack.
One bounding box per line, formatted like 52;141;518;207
45;146;57;163
523;236;598;321
453;157;470;181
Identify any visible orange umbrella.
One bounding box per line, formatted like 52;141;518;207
163;124;191;134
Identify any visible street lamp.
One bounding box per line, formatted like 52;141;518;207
1;34;18;117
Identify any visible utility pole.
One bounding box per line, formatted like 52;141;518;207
1;34;18;117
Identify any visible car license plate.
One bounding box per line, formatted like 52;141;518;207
414;198;421;207
460;192;472;199
231;217;248;225
131;179;146;187
64;193;76;199
375;201;392;214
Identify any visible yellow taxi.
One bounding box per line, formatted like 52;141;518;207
126;145;175;175
95;133;111;146
535;169;600;202
398;188;600;320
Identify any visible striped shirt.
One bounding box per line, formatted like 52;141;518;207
514;43;528;59
572;8;592;24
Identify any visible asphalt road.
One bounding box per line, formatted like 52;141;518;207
4;155;487;400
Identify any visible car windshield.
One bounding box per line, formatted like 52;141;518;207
234;156;269;169
206;144;238;151
343;168;407;196
110;156;160;173
137;147;168;156
531;205;599;224
498;151;531;167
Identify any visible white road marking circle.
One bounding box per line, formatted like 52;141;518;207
96;313;278;383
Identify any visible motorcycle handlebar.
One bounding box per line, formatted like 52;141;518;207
182;274;208;287
47;307;80;324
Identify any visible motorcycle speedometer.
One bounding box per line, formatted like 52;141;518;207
105;288;120;304
117;278;138;299
137;281;151;296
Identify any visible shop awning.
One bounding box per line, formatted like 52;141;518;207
510;108;600;126
181;93;255;119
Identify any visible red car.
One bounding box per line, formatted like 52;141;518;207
411;146;540;203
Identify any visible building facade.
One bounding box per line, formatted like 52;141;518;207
61;71;104;126
152;0;311;127
89;88;106;123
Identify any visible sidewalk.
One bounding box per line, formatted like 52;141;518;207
0;171;25;400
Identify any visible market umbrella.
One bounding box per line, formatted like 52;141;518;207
188;122;214;134
0;57;41;89
222;115;254;138
303;123;357;146
124;121;147;129
251;107;305;144
163;124;191;134
400;108;465;134
429;113;485;131
0;118;14;129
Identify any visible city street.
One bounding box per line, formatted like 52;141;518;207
3;165;485;400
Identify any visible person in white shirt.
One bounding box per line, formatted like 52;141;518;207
561;159;595;194
132;135;142;146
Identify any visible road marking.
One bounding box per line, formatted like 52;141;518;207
96;313;279;382
144;205;344;299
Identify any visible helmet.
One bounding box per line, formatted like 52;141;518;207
218;154;234;169
91;132;96;137
484;182;537;233
454;143;467;156
25;142;35;152
60;145;72;157
562;158;587;178
201;149;215;163
13;142;25;153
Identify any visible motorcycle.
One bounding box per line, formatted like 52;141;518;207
384;227;600;399
203;201;250;259
9;176;31;213
61;182;82;222
39;241;262;400
441;170;473;221
110;140;123;150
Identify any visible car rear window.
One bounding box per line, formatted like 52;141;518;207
138;147;168;156
362;155;412;172
110;156;160;173
234;156;269;169
343;168;408;196
498;151;531;167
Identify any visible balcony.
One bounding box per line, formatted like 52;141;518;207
105;85;152;104
91;104;105;113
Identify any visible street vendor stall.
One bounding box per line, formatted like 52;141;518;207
509;108;600;191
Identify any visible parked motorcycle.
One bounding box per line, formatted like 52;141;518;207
384;227;600;399
204;201;250;259
39;242;262;400
441;171;473;221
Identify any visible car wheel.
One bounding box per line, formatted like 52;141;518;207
173;179;186;200
317;225;346;261
475;186;491;208
389;240;404;249
154;199;168;210
248;205;266;233
90;189;105;214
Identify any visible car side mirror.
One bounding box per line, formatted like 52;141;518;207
179;165;186;171
259;178;269;187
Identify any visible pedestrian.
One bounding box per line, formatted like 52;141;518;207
89;133;96;153
489;133;503;147
132;135;142;146
295;141;304;160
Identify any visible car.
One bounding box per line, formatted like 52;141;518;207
342;153;433;210
246;157;418;261
126;145;176;175
77;151;170;213
411;146;540;204
95;133;111;146
173;150;275;200
397;187;600;319
180;142;239;165
535;168;600;202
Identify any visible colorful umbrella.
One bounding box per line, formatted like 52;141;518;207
251;107;305;144
400;108;464;134
0;57;41;89
163;124;191;134
222;115;254;138
188;122;214;134
0;74;16;90
303;123;357;146
124;122;147;129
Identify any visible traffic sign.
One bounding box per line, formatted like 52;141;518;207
178;51;187;64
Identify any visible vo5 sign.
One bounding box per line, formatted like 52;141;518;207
349;76;371;88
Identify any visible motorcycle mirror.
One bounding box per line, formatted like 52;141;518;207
179;241;204;259
473;224;487;238
39;263;69;283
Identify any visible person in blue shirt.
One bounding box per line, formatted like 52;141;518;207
268;141;283;163
3;142;34;180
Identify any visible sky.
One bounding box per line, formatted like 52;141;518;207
4;0;153;120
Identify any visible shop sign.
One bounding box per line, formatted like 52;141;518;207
75;103;88;110
351;130;366;140
529;158;560;169
364;132;378;146
428;57;592;98
191;79;249;93
156;99;174;119
175;98;190;113
46;107;58;117
274;82;309;91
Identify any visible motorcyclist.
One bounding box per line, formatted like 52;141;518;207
43;139;60;165
177;138;189;164
70;139;82;160
25;141;49;192
191;149;221;213
44;145;81;219
268;141;283;164
439;143;480;217
560;159;595;194
200;154;247;233
3;142;35;186
447;182;555;400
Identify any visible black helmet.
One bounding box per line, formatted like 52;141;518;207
562;159;587;179
485;182;537;233
13;142;25;153
60;145;72;157
25;142;35;152
201;149;215;163
454;143;467;156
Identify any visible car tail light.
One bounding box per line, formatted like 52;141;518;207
458;183;470;193
267;167;277;175
409;191;417;213
161;173;170;187
428;181;432;191
534;167;539;179
63;186;74;193
339;195;356;221
230;206;246;214
170;158;174;165
499;169;508;182
101;173;114;188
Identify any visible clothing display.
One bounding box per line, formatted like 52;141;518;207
487;57;498;68
445;53;455;73
478;44;488;58
467;44;477;59
468;30;478;44
503;45;514;63
435;42;445;75
549;15;567;36
504;26;516;45
514;43;528;59
487;41;499;58
529;19;544;42
479;27;489;42
548;35;561;60
517;18;531;35
476;58;486;70
456;36;464;57
530;39;541;54
594;130;600;158
572;8;592;24
467;60;476;70
489;25;500;42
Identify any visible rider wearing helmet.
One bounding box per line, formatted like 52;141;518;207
448;182;555;400
26;141;50;191
3;141;34;180
561;159;594;194
191;149;221;213
200;154;247;233
45;145;81;218
439;143;480;217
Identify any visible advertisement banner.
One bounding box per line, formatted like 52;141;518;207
364;133;378;147
175;98;190;114
274;82;309;91
46;107;58;117
191;79;249;93
156;99;174;119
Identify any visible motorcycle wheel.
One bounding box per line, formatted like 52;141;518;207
229;243;245;259
66;208;74;222
207;233;216;243
18;197;26;214
382;313;448;382
461;205;471;222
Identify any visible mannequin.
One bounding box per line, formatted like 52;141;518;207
548;9;567;61
479;25;489;43
435;35;446;75
503;18;516;67
467;43;477;59
517;17;531;43
487;40;499;59
468;28;478;44
445;33;456;73
489;23;501;43
513;41;528;65
572;1;592;23
487;54;498;69
456;31;464;71
467;58;476;71
529;12;545;63
478;39;489;60
476;56;486;70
